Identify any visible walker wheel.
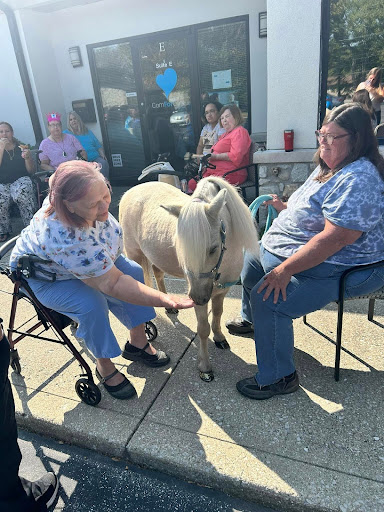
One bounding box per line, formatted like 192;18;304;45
145;321;158;341
75;378;101;406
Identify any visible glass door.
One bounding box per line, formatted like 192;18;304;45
133;34;195;170
196;19;250;131
92;42;146;183
89;16;250;184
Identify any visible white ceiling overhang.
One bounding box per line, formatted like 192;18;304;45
2;0;102;13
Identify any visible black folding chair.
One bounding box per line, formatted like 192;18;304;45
304;260;384;381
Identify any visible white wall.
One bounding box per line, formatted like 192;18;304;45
17;8;66;138
17;0;267;140
266;0;321;150
0;12;35;145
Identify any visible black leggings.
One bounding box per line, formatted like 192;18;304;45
0;333;40;511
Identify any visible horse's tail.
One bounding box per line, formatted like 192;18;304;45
204;177;259;256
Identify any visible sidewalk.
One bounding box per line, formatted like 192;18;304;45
1;187;384;512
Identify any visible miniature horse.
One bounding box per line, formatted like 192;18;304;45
119;177;259;381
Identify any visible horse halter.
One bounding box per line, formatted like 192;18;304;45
188;220;227;284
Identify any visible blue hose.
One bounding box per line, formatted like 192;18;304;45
248;195;278;233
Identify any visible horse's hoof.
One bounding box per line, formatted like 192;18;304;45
214;339;230;350
199;370;214;382
166;308;179;314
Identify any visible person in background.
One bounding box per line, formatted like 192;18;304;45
195;101;225;156
64;111;109;178
188;104;251;191
39;113;87;172
356;67;384;124
10;160;194;400
0;121;37;242
351;89;377;128
226;104;384;400
0;319;59;511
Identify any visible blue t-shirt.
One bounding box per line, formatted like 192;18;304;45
63;130;101;161
262;157;384;265
10;198;123;280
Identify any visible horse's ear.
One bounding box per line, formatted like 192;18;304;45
206;189;227;220
160;204;182;218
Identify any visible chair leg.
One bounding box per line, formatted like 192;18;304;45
334;298;345;382
368;298;375;322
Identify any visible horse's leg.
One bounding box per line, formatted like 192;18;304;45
211;290;230;350
152;265;179;314
195;304;214;382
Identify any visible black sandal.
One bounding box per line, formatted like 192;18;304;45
95;368;136;399
122;342;170;367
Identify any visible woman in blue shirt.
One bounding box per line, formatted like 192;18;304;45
226;103;384;400
65;111;109;178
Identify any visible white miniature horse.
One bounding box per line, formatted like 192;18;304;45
119;177;259;381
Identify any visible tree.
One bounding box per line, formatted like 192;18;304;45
328;0;384;96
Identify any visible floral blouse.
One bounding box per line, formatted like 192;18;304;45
10;198;123;280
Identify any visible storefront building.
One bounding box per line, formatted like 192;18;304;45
89;16;252;181
1;0;324;186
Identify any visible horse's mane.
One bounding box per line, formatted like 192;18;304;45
175;177;259;274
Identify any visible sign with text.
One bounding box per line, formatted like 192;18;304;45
212;69;232;89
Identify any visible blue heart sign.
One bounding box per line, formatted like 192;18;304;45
156;68;178;99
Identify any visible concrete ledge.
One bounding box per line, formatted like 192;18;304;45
253;149;316;164
254;145;384;164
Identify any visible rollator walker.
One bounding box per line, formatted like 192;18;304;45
0;236;157;406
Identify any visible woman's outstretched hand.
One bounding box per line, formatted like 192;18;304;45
257;266;292;304
162;294;195;310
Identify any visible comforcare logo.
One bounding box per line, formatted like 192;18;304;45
152;101;174;109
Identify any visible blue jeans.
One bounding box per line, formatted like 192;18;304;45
240;243;384;386
28;255;155;359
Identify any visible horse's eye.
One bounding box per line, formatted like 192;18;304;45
209;246;218;255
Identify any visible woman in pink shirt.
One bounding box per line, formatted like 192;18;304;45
189;104;251;191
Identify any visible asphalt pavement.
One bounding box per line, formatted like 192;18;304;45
19;428;279;512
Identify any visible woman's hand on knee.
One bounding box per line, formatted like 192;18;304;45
257;267;292;304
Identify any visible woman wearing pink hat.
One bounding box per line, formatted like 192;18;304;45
39;113;87;171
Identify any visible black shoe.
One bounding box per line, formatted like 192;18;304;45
31;472;59;510
236;371;300;400
122;342;170;367
225;316;254;334
95;368;136;399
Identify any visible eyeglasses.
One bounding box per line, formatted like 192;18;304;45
315;130;349;145
205;109;217;115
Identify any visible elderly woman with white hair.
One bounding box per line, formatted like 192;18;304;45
64;111;109;178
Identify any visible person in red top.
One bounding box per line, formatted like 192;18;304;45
188;104;251;191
